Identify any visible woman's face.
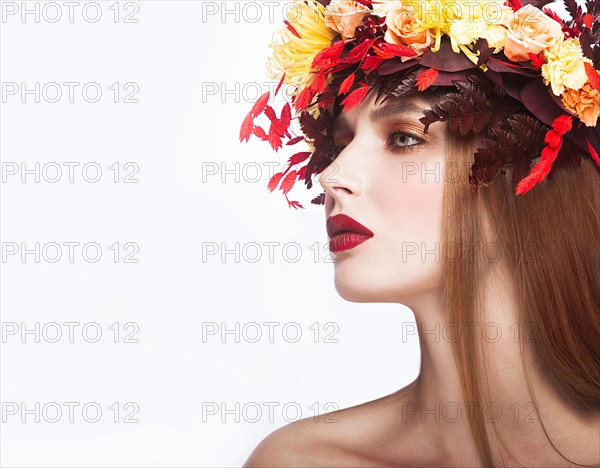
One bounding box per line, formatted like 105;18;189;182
318;91;447;305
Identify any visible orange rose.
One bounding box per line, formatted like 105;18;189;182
561;82;600;127
324;0;371;40
384;1;434;59
504;4;563;62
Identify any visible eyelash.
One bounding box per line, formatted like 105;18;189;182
333;130;424;155
384;130;424;152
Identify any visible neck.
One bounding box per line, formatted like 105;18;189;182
400;265;598;464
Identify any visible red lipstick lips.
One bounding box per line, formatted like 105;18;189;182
326;214;374;253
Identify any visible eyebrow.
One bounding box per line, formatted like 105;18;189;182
370;101;425;122
333;100;425;131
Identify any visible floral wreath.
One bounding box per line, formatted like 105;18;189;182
239;0;600;209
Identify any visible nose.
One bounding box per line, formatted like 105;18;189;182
318;143;363;201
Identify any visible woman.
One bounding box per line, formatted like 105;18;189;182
240;0;600;465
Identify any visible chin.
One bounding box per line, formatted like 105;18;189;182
333;263;444;304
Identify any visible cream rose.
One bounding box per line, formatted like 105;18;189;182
384;1;434;57
324;0;371;40
503;4;563;62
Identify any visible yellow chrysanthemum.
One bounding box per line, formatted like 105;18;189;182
267;0;337;96
542;38;592;96
412;0;507;63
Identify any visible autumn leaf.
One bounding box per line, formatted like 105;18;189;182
287;199;304;210
251;91;270;118
341;84;369;112
416;68;439;92
311;192;326;205
268;172;284;192
587;140;600;167
313;40;345;71
284;19;301;39
264;105;277;122
275;72;286;96
272;103;292;138
583;13;593;28
268;126;283;151
378;43;418;58
584;62;600;91
338;73;355;95
252;125;268;140
507;0;523;11
294;87;315;111
360;55;385;72
287;151;311;166
280;170;297;195
527;53;545;69
310;73;328;95
286;136;305;146
239;113;254;142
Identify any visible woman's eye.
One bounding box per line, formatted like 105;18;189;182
386;131;423;150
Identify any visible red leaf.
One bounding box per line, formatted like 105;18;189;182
583;13;593;29
239;113;254;142
268;126;283;151
371;45;395;59
527;53;544;69
338;73;355;95
284;19;301;39
416;68;439;92
252;125;268;140
280;170;297;195
298;165;307;181
378;43;418;58
310;73;328;94
268;172;284;192
287;151;311;166
341;38;375;64
341;84;369;112
313;40;345;71
507;0;523;11
265;105;277;122
286;136;305;145
584;62;600;92
318;95;336;108
587;140;600;167
360;55;385;72
275;72;286;97
251;91;270;118
271;103;292;138
294;87;315;111
287;199;304;210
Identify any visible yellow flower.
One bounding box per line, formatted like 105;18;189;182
541;38;591;96
415;0;507;63
266;0;337;95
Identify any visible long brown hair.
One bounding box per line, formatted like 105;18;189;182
441;116;600;466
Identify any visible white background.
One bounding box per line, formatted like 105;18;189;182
0;1;421;466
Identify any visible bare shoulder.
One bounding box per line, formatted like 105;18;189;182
242;419;329;467
243;385;417;467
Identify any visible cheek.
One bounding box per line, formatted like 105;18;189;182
377;157;446;245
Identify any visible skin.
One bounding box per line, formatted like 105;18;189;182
244;92;600;467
